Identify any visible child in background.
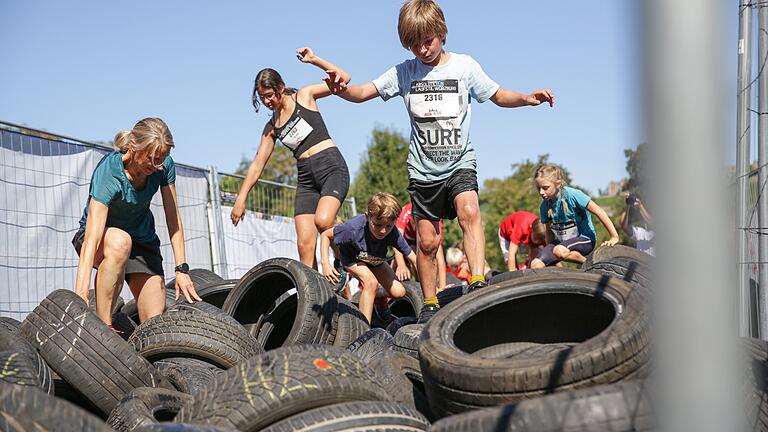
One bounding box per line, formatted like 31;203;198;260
498;210;547;271
320;192;418;325
530;165;619;268
445;247;470;284
620;193;655;256
393;202;446;292
325;0;554;322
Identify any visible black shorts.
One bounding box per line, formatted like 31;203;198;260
295;147;350;216
72;228;165;278
407;169;479;221
536;236;595;266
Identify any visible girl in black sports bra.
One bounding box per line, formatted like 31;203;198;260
231;47;351;270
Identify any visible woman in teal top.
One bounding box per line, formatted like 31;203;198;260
73;117;201;328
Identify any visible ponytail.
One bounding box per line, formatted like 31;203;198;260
113;130;133;153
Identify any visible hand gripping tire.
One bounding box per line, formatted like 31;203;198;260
418;271;649;417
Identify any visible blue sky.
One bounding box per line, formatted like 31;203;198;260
0;1;737;194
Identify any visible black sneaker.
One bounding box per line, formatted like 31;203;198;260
372;306;396;328
466;280;488;293
417;304;440;324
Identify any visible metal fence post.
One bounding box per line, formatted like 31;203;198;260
207;165;229;279
349;197;358;216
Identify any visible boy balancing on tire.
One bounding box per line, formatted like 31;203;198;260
323;0;553;323
320;192;418;326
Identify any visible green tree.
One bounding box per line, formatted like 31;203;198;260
624;142;648;195
350;127;410;213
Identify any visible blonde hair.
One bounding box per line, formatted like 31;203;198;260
398;0;448;50
445;247;464;267
114;118;174;157
534;164;568;220
367;192;402;221
530;218;547;245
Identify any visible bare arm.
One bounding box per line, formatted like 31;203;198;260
586;200;620;246
296;47;352;102
161;184;202;303
320;228;340;283
231;123;276;226
620;205;631;236
637;201;653;225
74;200;109;303
406;251;418;276
329;79;380;103
490;88;554;108
392;227;411;281
506;242;520;272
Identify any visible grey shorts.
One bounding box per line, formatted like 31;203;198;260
72;228;165;279
536;236;595;266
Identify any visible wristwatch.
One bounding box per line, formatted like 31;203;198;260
174;262;190;274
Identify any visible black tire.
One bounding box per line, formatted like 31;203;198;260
419;271;649;417
392;351;435;421
192;279;237;309
387;316;418;336
221;258;337;348
0;381;112;431
153;357;222;396
430;379;653;432
175;345;392;431
436;285;464;308
18;289;167;416
388;280;424;318
582;244;652;269
0;327;53;394
488;267;577;286
346;328;395;362
585;256;652;292
473;342;577;360
254;291;298;349
332;297;370;348
129;310;261;369
0;317;21;334
133;425;236;432
112;311;138;340
107;386;192;431
258;401;430;432
394;324;424;359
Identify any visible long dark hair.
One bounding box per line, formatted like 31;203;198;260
251;68;297;112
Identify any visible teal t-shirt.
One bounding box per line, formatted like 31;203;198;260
539;186;596;242
78;151;176;243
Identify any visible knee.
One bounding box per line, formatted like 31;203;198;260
388;281;406;299
457;202;480;226
104;229;132;260
418;236;440;257
553;245;569;259
361;276;380;294
296;235;316;251
315;214;335;233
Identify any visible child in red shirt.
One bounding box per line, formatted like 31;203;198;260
498;211;547;271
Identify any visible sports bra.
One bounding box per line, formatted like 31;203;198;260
270;94;332;158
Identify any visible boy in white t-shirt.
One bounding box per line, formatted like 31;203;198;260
324;0;554;323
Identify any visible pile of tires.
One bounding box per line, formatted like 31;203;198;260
2;249;765;431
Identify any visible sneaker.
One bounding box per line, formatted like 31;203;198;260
466;280;488;294
417;304;440;324
107;324;124;335
372;306;396;328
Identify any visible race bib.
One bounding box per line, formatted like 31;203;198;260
279;116;314;150
408;79;461;119
552;220;579;243
356;251;386;266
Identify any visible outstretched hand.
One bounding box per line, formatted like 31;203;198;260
601;236;620;247
527;89;554;107
296;47;316;63
323;70;347;94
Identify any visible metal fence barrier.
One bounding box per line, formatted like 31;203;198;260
0;121;356;319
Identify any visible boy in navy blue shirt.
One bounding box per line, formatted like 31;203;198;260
321;192;418;326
